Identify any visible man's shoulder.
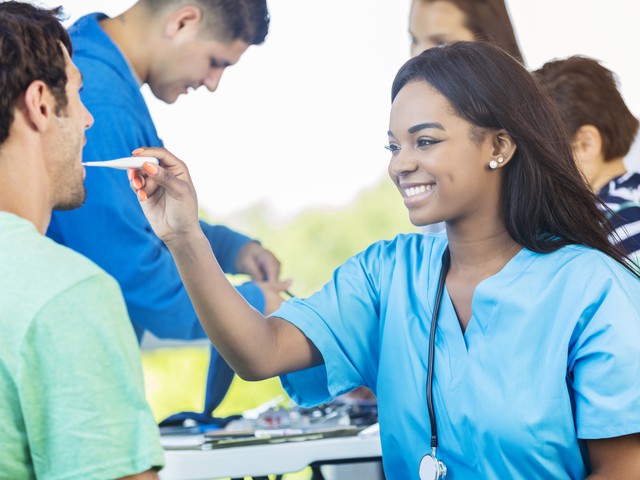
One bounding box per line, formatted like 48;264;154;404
68;13;113;63
0;217;116;309
69;13;138;99
0;215;125;356
37;242;115;305
29;232;107;277
68;13;109;49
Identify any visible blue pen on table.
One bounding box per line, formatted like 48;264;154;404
160;423;222;436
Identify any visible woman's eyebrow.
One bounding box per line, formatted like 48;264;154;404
387;122;445;137
408;122;445;134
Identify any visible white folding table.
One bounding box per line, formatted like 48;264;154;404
159;433;382;480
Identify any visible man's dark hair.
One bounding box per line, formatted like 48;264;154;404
142;0;270;45
535;56;639;161
0;1;72;146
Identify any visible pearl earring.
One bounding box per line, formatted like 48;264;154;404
489;160;498;169
498;156;505;164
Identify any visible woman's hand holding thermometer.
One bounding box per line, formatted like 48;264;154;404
128;147;295;306
127;147;201;243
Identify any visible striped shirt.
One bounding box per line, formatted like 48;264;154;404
599;171;640;265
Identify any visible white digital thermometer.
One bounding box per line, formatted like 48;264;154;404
82;156;159;170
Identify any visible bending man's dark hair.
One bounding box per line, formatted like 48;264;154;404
391;41;637;275
534;55;639;161
0;1;71;145
141;0;269;45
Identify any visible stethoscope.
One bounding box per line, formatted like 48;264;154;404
419;247;450;480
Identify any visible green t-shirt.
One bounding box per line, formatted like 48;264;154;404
0;213;164;479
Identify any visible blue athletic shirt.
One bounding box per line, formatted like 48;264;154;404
277;233;640;479
47;13;265;339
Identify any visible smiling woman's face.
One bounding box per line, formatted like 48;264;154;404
409;0;475;57
386;80;503;228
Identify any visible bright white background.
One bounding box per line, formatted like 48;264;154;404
32;0;640;221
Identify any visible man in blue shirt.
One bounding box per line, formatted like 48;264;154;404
46;0;289;417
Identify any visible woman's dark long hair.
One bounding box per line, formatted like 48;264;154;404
391;41;637;275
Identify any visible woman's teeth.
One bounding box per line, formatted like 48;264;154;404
404;184;434;197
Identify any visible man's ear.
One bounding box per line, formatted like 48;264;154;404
23;80;54;133
572;125;602;164
490;129;517;167
164;5;203;39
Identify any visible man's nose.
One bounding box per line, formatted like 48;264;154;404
204;68;224;92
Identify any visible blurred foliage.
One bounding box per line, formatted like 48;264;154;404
222;176;418;296
141;176;415;478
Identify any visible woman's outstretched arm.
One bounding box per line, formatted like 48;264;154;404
129;147;323;380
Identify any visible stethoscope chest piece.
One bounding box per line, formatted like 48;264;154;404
419;453;447;479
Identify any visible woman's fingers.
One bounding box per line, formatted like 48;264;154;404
142;160;194;201
128;147;197;207
132;146;193;183
129;166;162;201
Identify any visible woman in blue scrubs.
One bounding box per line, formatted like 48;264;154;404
130;42;640;479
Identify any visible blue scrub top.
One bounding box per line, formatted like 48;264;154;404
276;233;640;479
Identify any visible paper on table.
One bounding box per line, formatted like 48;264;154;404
203;425;366;450
358;422;380;438
160;434;206;449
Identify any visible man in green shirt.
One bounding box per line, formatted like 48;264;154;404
0;3;164;479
